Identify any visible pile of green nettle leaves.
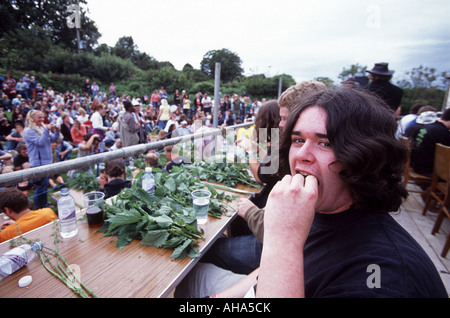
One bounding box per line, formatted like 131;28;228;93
183;161;260;188
99;166;237;260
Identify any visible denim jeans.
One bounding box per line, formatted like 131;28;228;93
201;234;262;275
34;176;49;209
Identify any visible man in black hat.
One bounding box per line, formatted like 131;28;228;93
367;62;403;116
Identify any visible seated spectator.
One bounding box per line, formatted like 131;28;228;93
13;144;29;171
1;94;12;112
0;188;57;243
172;120;191;137
97;169;108;190
102;159;132;199
76;107;90;124
145;152;164;170
164;145;190;172
0;149;13;167
67;133;100;178
5;120;25;150
70;119;87;147
110;138;123;151
59;113;74;146
104;139;115;151
0;117;12;140
408;108;450;178
53;135;73;162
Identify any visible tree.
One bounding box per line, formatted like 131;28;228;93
200;49;244;82
405;65;448;89
0;0;100;51
314;77;336;87
338;63;367;81
113;36;138;60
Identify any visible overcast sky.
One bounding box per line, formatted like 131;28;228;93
85;0;450;84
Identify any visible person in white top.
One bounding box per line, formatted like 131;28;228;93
90;104;110;150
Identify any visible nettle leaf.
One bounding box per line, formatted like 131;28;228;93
150;215;173;229
100;166;234;260
164;177;176;192
106;209;142;233
170;239;192;260
141;230;170;248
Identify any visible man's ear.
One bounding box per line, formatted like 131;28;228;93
4;207;13;217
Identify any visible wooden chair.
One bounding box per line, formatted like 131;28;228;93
422;143;450;257
400;137;432;195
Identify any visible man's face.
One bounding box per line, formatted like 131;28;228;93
19;149;28;157
288;106;353;214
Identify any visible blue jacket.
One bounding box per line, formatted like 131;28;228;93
24;127;60;167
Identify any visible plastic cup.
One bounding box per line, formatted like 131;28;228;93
191;189;211;225
82;191;105;228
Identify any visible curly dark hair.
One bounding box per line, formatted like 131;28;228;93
279;88;408;213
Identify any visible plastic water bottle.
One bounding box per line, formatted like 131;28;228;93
142;167;155;197
58;188;78;238
0;242;43;281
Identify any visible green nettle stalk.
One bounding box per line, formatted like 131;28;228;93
10;222;98;298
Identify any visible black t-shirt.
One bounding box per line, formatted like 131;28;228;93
13;154;28;169
165;156;190;172
303;206;448;297
407;122;450;177
103;179;132;199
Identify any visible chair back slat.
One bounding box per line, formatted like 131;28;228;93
434;143;450;182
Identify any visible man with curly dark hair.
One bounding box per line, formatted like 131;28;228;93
257;88;447;297
175;88;448;298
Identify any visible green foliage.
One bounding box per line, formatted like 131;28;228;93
200;48;244;82
184;161;260;188
190;81;215;95
68;171;100;193
400;87;446;114
100;167;234;259
92;54;139;83
241;74;296;98
338;63;368;80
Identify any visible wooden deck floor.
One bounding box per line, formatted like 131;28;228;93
390;188;450;297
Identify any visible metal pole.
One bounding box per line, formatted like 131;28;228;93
213;62;221;128
0;122;253;188
443;75;450;111
278;77;283;98
76;28;81;54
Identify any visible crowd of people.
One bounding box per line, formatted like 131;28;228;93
1;62;449;297
0;73;266;202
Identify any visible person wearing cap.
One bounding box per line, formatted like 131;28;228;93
366;62;403;116
172;120;191;137
407;108;450;178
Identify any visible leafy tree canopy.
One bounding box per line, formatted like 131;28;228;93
200;48;244;82
0;0;100;51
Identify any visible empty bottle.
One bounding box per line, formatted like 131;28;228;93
58;188;78;238
142;167;155;197
0;242;43;281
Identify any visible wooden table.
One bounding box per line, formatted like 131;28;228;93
0;184;259;298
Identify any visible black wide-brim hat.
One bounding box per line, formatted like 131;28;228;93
366;62;395;75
